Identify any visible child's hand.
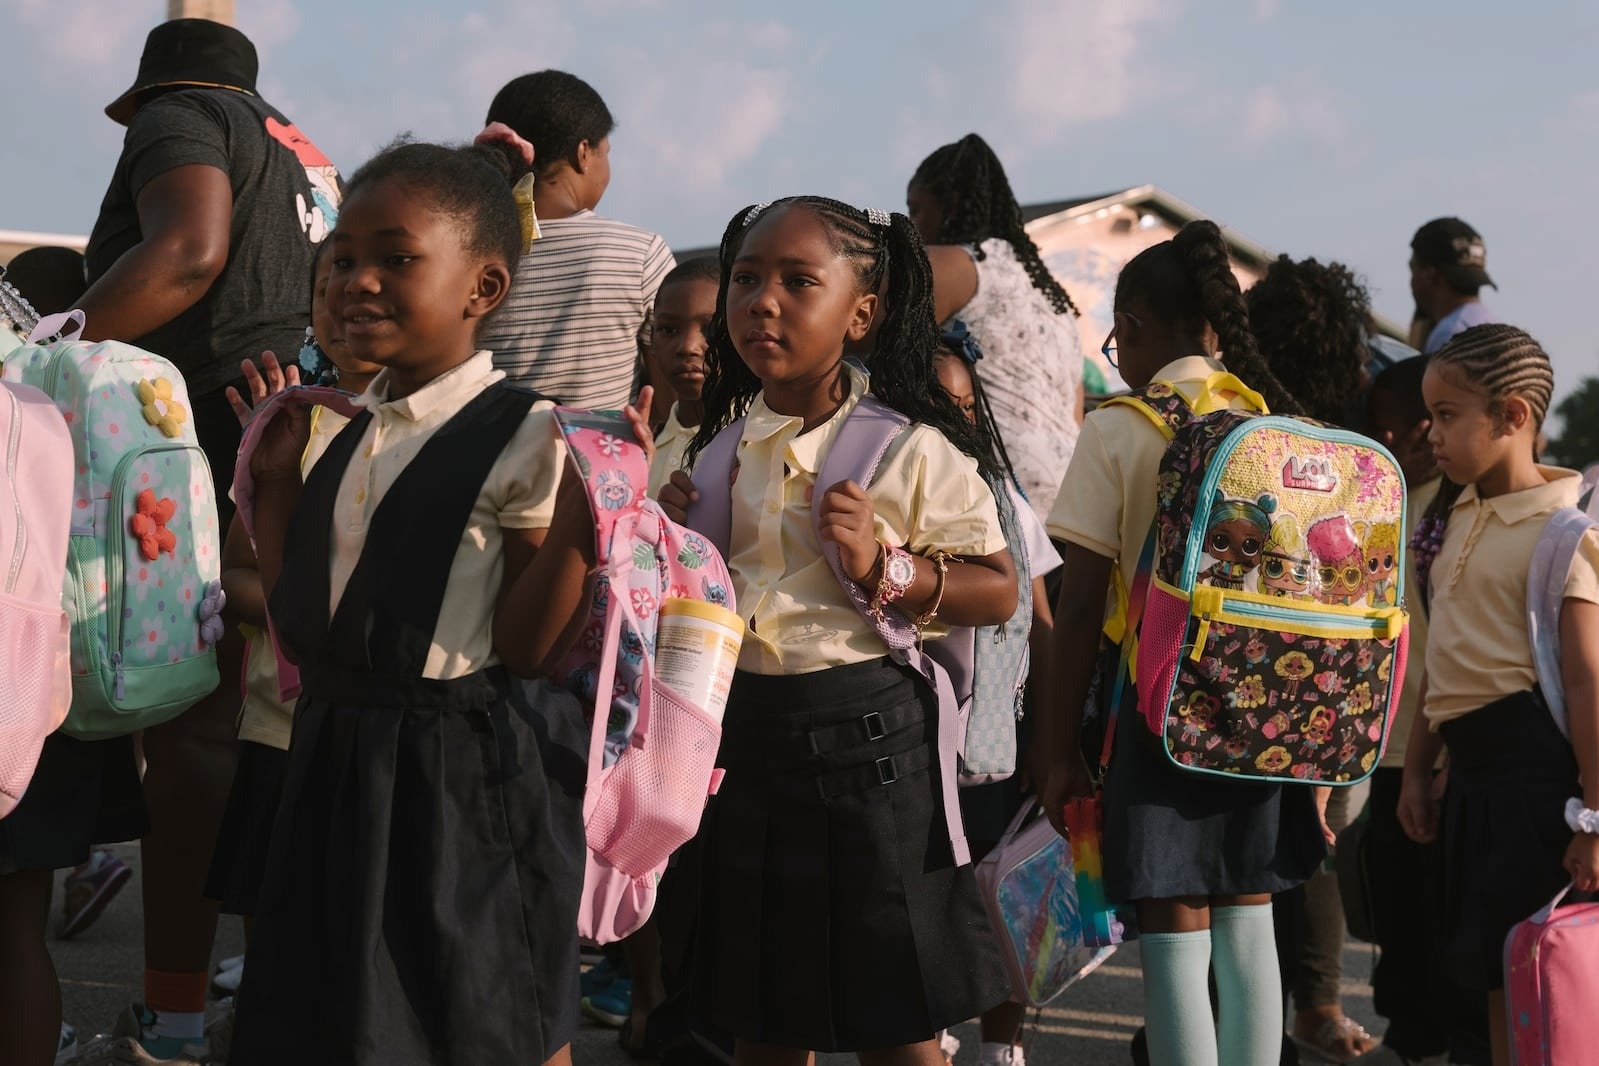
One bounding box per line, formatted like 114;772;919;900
1042;754;1096;837
1565;831;1599;893
1397;770;1439;844
226;351;301;427
658;470;698;525
1314;786;1336;845
624;385;655;462
248;399;312;483
818;480;880;584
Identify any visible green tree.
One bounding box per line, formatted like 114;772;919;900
1548;376;1599;469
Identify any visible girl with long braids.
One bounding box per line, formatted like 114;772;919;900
1041;221;1326;1066
1398;325;1599;1066
907;133;1085;519
662;196;1014;1065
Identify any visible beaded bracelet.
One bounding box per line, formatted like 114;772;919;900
1566;798;1599;835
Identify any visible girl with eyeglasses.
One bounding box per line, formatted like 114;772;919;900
1040;220;1324;1066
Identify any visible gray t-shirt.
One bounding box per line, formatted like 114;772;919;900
86;89;343;397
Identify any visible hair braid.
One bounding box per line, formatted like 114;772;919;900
1168;221;1302;416
685;198;995;480
1430;323;1555;429
1246;255;1373;425
912;133;1080;316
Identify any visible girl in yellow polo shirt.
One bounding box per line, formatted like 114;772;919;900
1041;220;1324;1066
1397;324;1599;1065
668;196;1018;1063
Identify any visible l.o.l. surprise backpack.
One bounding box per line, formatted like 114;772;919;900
551;408;739;944
1;311;221;738
1113;375;1409;785
688;394;1033;867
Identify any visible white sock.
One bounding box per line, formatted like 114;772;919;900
149;1009;205;1042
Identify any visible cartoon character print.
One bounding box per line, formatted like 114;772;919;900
265;116;343;243
1260;513;1313;600
1274;650;1314;699
1360;520;1401;607
1244;633;1270;666
594;468;636;513
1178;692;1221;746
1307;513;1365;606
1198;492;1273;591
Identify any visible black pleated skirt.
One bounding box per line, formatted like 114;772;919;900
229;668;588;1066
0;732;147;875
1438;689;1577;993
204;739;289;916
695;658;1008;1052
1103;699;1326;903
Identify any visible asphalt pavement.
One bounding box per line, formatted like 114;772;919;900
54;845;1386;1065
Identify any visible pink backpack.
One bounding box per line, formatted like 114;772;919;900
552;408;737;943
232;385;366;703
1504;882;1599;1065
0;382;74;816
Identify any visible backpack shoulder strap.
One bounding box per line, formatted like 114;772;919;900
1528;505;1598;740
684;419;745;557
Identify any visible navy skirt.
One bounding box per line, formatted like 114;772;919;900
204;739;288;916
1103;699;1326;903
696;658;1008;1051
0;732;147;875
1439;689;1577;993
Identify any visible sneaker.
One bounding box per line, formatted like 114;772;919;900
582;977;632;1028
56;1022;78;1065
209;960;242;997
205;998;234;1063
938;1030;961;1064
579;957;621;999
57;851;132;939
76;1003;207;1064
979;1042;1025;1066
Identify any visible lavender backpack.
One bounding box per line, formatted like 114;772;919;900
687;395;1031;867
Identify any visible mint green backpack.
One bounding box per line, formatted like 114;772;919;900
1;311;221;738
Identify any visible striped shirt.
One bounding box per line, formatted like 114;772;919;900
484;210;675;409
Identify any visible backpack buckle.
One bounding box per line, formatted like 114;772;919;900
862;711;887;741
875;755;898;785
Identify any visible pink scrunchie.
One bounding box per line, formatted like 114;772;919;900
475;122;535;167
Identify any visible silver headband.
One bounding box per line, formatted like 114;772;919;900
866;207;891;227
743;202;771;227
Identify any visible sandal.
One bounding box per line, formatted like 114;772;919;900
1290;1015;1378;1063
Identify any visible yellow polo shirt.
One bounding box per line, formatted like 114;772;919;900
236;406;353;748
1046;356;1261;593
1424;466;1599;726
1379;477;1439;769
725;367;1006;675
328;351;565;680
648;403;696;498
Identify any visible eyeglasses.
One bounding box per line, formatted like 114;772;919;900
1318;565;1365;592
1101;311;1141;369
1263;553;1311;584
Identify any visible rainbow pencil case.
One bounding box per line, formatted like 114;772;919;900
1062;797;1139;949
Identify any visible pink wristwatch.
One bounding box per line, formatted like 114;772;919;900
869;543;916;620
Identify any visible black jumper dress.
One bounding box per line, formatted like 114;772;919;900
230;383;588;1066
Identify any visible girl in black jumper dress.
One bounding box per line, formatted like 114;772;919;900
230;139;653;1066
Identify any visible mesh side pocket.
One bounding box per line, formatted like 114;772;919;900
586;679;721;878
1378;626;1410;758
1134;586;1190;734
0;594;71;815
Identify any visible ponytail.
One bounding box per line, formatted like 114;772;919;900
1170;221;1302;416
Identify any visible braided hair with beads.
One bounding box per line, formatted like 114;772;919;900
910;133;1080;317
684;196;995;480
1114;219;1304;417
1410;323;1556;602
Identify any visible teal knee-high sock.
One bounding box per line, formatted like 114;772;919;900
1210;904;1283;1066
1140;930;1217;1066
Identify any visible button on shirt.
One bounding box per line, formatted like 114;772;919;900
1424;466;1599;725
329;351;565;680
727;368;1006;676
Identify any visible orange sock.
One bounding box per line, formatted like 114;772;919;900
143;969;208;1040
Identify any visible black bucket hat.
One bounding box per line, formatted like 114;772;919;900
106;19;258;126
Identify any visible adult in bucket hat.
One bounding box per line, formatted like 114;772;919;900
1408;217;1500;354
56;17;342;1064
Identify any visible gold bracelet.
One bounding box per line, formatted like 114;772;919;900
913;550;952;632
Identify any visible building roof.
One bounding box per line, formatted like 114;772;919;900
0;230;88;266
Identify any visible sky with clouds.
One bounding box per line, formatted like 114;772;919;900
3;0;1596;410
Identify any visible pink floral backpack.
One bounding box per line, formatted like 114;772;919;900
551;408;737;943
0;382;74;816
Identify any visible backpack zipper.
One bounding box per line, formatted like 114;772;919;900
1189;592;1403;661
4;387;25;594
